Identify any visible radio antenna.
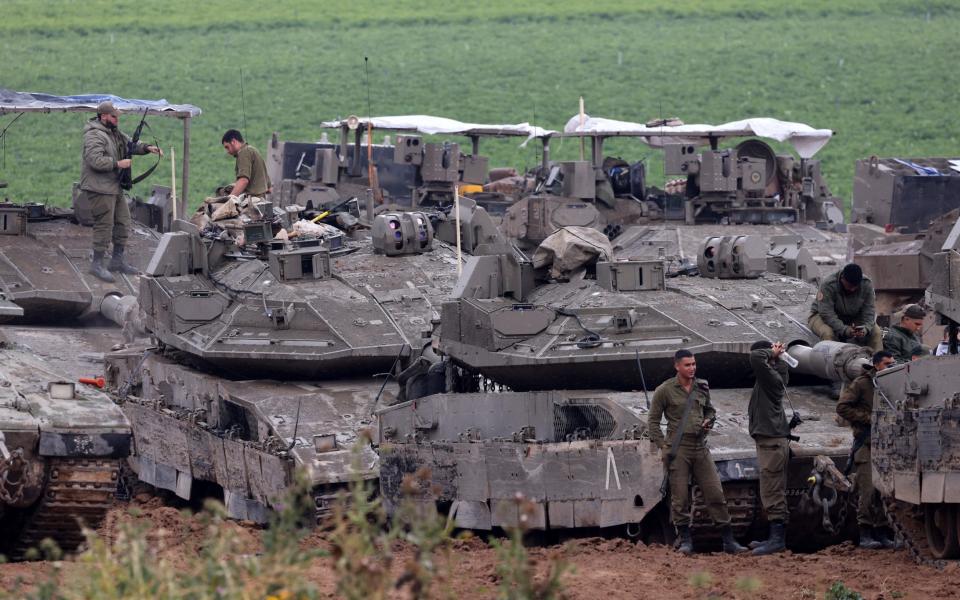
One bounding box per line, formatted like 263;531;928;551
363;57;373;118
240;69;248;132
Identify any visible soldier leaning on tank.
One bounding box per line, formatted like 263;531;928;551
746;340;792;556
221;129;271;198
836;350;896;550
883;304;926;363
80;101;163;282
647;349;747;555
808;263;882;352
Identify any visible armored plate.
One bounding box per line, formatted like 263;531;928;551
0;214;159;323
141;233;460;379
106;350;385;522
440;272;818;391
613;222;849;278
378;384;850;533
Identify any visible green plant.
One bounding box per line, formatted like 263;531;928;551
825;581;863;600
20;473;321;600
490;493;567;600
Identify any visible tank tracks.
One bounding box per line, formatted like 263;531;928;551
883;497;947;569
12;458;120;558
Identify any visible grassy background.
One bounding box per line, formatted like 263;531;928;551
1;0;957;212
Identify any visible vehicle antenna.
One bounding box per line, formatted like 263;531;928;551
0;112;25;170
240;68;247;133
363;56;372;118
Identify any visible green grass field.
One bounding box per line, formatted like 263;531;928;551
1;0;957;212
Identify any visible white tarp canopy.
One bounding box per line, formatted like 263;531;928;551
563;114;833;158
321;115;555;143
0;88;201;118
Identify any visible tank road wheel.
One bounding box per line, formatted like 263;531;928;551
924;503;959;559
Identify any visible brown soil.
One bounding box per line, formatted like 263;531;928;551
3;494;957;600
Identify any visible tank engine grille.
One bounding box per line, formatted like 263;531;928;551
553;404;616;441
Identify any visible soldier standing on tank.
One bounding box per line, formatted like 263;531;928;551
809;263;882;351
221;129;271;197
746;340;792;555
836;350;897;549
648;349;747;555
80;101;163;282
883;304;926;363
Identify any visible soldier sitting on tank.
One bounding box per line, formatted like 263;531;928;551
836;350;896;550
808;263;882;351
883;304;926;363
746;340;793;556
648;349;747;555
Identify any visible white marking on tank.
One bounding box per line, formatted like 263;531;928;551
605;447;621;491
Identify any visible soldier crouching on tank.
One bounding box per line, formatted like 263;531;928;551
647;349;747;555
883;304;926;363
808;263;882;351
80;101;163;282
746;340;795;555
837;350;896;549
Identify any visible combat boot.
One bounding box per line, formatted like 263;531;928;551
108;245;139;275
873;526;896;549
675;525;693;555
858;525;883;550
752;521;786;555
721;525;748;554
89;250;115;283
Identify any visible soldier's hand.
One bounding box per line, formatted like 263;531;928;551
851;326;866;339
700;418;714;431
117;159;132;169
771;342;785;358
149;145;164;157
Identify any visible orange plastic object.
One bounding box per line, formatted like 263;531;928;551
78;376;106;389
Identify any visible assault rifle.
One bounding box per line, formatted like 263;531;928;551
119;108;159;190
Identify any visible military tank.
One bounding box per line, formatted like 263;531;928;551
102;134;516;520
872;214;960;561
378;230;869;546
0;330;132;558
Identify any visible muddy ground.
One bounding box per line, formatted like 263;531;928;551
2;494;958;600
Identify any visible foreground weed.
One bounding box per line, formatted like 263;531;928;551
490;493;567;600
825;581;863;600
22;473;320;600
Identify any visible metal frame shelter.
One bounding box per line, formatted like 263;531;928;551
0;88;201;217
320;115;556;173
562;114;835;171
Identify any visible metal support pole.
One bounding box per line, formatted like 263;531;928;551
181;116;191;219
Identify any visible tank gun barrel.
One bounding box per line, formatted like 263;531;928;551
786;341;871;382
99;292;146;337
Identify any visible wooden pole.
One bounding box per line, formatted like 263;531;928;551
170;147;178;223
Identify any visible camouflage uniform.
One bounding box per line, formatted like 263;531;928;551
648;376;732;527
808;270;882;351
747;348;791;523
234;144;271;197
836;368;885;527
883;324;922;363
80;117;149;253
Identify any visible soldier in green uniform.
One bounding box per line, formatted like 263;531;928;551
809;263;882;352
80;101;163;282
883;304;926;363
836;350;896;549
221;129;271;197
648;349;747;555
746;340;792;555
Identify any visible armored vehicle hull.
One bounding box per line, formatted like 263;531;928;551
0;203;158;323
105;350;383;522
0;332;131;557
378;381;853;544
